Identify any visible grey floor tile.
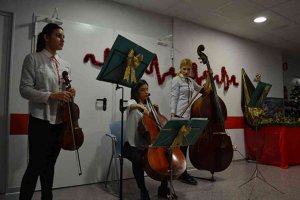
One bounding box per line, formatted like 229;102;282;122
1;160;300;200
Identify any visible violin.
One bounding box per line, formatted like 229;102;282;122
189;45;233;178
141;97;186;181
61;71;84;175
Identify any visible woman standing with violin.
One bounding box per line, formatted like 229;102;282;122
124;79;170;200
19;23;75;200
170;58;204;185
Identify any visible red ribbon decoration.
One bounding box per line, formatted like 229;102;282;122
145;54;176;84
83;49;239;90
83;48;110;67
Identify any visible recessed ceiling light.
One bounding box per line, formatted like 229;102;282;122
254;16;267;23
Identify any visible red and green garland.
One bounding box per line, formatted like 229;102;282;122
83;49;239;90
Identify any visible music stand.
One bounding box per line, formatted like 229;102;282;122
248;81;272;108
97;34;154;87
97;34;154;200
239;82;284;198
152;118;208;199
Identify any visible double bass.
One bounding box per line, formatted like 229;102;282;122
189;45;233;179
61;71;84;175
141;97;186;181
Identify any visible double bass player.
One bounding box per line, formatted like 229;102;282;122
170;58;201;185
170;58;211;185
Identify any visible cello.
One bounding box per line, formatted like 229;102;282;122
189;45;233;180
141;96;186;182
61;71;84;175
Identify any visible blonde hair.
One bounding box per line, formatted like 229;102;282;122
180;58;192;68
177;58;192;77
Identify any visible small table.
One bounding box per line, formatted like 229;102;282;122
244;125;300;168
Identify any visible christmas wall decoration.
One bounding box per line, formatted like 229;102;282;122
83;48;110;67
145;54;176;84
83;48;239;90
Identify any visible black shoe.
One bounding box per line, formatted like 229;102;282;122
178;173;198;185
141;188;150;200
157;185;171;199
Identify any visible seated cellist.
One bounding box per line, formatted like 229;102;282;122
123;79;170;200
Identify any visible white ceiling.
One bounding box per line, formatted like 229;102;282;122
111;0;300;55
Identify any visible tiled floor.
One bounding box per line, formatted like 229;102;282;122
1;160;300;200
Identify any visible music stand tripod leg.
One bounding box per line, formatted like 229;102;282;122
239;122;284;196
166;148;177;200
256;169;284;194
238;171;256;188
117;84;125;200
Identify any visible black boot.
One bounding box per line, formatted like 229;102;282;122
157;185;170;199
141;188;150;200
178;172;197;185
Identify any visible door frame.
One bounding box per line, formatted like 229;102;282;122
0;10;14;194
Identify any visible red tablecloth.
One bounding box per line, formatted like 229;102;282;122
244;126;300;168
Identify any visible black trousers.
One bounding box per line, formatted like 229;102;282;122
19;116;62;200
180;145;189;175
123;142;167;191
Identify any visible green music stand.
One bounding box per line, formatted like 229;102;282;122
248;81;272;108
96;35;154;200
153;118;208;147
152;118;208;199
97;34;155;88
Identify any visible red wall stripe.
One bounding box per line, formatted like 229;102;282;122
10;114;29;135
9;114;245;135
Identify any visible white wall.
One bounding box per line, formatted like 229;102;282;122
1;0;285;192
173;18;283;101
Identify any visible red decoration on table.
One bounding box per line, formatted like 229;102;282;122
244;125;300;169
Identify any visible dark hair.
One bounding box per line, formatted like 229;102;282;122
36;23;63;52
131;79;148;103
